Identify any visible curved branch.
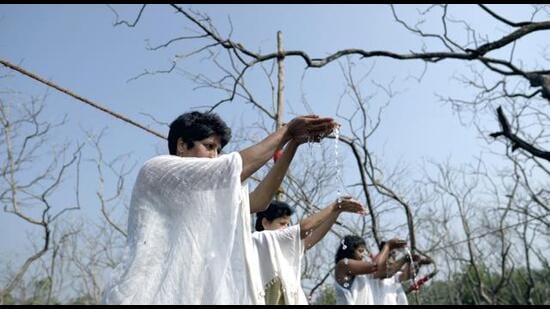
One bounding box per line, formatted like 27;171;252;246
108;4;147;28
478;4;532;27
490;106;550;161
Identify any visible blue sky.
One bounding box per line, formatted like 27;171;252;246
0;4;544;275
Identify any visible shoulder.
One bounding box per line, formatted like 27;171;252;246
251;231;264;240
276;224;301;240
142;155;178;169
142;153;241;169
254;224;300;240
335;258;346;269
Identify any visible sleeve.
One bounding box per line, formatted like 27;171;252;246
271;224;301;246
271;225;303;259
253;225;302;256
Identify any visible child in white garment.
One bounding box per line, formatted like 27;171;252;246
333;236;407;305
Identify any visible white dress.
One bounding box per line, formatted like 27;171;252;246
101;153;264;305
334;273;375;305
251;224;308;304
371;271;408;305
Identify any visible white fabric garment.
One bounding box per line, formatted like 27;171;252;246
334;273;375;305
251;224;308;304
101;153;264;305
395;283;409;305
371;271;408;305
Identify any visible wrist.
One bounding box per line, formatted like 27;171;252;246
279;125;291;146
331;201;343;213
287;139;300;150
279;123;289;138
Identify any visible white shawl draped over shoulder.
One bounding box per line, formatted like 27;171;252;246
102;153;263;305
251;224;308;304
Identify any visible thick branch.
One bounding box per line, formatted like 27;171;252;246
490;106;550;161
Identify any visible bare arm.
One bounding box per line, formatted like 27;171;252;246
239;115;336;182
249;140;298;213
335;258;378;286
298;204;338;239
371;244;391;279
399;262;412;282
372;239;406;279
303;206;339;250
386;256;409;279
304;198;365;250
399;255;432;282
239;126;289;182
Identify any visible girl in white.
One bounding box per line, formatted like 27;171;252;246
253;197;365;304
370;243;433;305
334;236;407;305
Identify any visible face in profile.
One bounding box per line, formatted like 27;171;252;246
389;249;398;262
177;135;222;159
353;244;367;261
262;215;292;231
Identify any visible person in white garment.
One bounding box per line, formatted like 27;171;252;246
333;236;407;305
370;241;434;305
370;241;411;305
101;111;336;305
253;197;365;305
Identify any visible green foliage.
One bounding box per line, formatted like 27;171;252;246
68;294;96;305
419;266;550;305
313;285;336;305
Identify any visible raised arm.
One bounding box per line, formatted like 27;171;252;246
239;125;289;182
249;140;299;213
335;256;378;286
304;197;365;250
371;239;407;279
385;256;409;279
399;255;433;282
238;115;335;182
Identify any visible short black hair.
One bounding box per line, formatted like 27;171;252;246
255;201;295;232
335;235;366;264
168;111;232;155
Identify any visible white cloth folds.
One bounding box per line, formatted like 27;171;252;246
334;274;375;305
252;224;308;304
102;153;263;305
371;271;408;305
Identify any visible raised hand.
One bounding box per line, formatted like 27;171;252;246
334;196;366;215
409;254;433;265
419;256;434;265
387;238;407;250
285;115;337;144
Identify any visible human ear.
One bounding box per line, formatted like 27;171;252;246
177;138;187;156
262;217;270;230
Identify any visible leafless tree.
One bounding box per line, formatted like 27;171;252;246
0;91;83;304
116;4;550;164
3;4;546;304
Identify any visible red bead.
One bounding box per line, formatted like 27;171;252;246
273;149;283;162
